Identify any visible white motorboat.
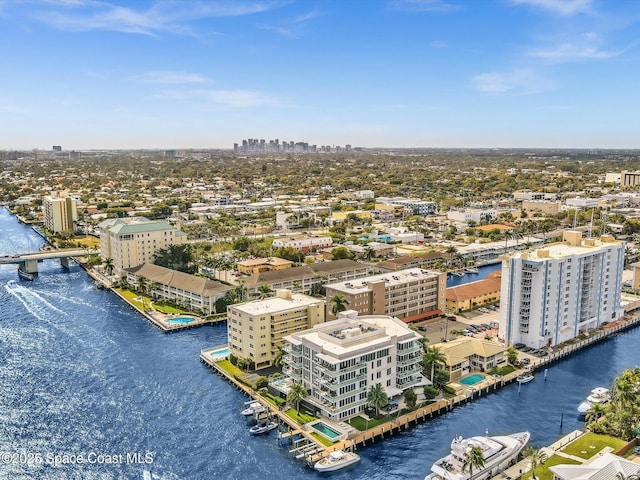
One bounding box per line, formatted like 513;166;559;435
424;431;530;480
314;450;360;472
241;401;266;416
577;387;611;415
516;370;534;384
249;421;278;435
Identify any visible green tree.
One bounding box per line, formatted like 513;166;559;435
257;284;273;299
102;257;114;275
506;346;519;365
331;294;350;316
423;346;447;382
462;445;486;478
524;446;547;480
286;382;309;415
423;385;438;400
367;383;389;417
404;389;417;409
331;246;353;260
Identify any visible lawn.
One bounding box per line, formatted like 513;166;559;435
73;235;101;248
347;415;389;431
216;360;245;379
561;432;627;460
285;409;317;424
521;454;581;480
311;432;335;447
114;289;190;314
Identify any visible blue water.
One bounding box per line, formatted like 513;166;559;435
1;207;640;479
459;374;486;386
446;263;501;287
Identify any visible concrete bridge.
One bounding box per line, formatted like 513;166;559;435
0;248;91;273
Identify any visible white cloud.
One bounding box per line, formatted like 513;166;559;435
137;71;207;84
389;0;460;12
529;42;621;61
510;0;592;16
26;1;288;36
527;31;624;62
0;104;28;113
153;88;281;108
429;40;450;48
472;68;553;94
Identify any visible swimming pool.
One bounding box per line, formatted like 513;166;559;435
209;347;231;360
459;373;486;385
309;421;342;440
167;316;195;325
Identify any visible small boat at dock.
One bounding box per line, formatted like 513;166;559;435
516;368;534;384
241;401;266;416
249;421;278;435
314;450;360;472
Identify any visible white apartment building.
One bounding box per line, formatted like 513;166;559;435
280;310;425;420
447;208;497;224
500;231;625;349
43;193;77;233
227;289;325;369
325;267;446;322
271;236;333;253
98;217;187;275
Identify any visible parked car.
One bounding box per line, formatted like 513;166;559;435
521;358;531;365
417;326;427;332
447;316;457;321
513;343;526;350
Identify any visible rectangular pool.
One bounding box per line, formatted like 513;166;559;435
459;373;486;385
310;421;341;440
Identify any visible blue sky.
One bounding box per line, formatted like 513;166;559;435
1;0;639;150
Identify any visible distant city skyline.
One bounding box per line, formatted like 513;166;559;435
1;0;639;150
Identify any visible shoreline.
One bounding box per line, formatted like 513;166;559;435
200;313;640;468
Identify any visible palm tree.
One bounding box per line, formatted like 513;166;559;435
286;382;308;415
331;294;350;316
462;445;485;478
103;257;114;275
585;402;607;423
257;284;273;299
506;346;519;366
273;345;286;368
367;383;389;417
445;245;457;270
423;346;447;383
137;276;147;295
524;446;547;480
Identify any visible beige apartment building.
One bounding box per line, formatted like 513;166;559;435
227;289;325;369
325;267;446;322
278;310;425;420
43;193;77;233
98;217;187;275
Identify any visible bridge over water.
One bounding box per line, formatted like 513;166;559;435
0;248;90;273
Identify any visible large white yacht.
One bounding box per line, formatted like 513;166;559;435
424;431;530;480
577;387;611;416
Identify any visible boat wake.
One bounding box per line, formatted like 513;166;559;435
4;280;68;321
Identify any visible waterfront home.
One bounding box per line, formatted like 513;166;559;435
125;263;231;315
236;257;293;275
227;289;325;369
432;337;507;382
500;231;625;349
324;267;446;322
550;452;640;479
276;310;426;420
